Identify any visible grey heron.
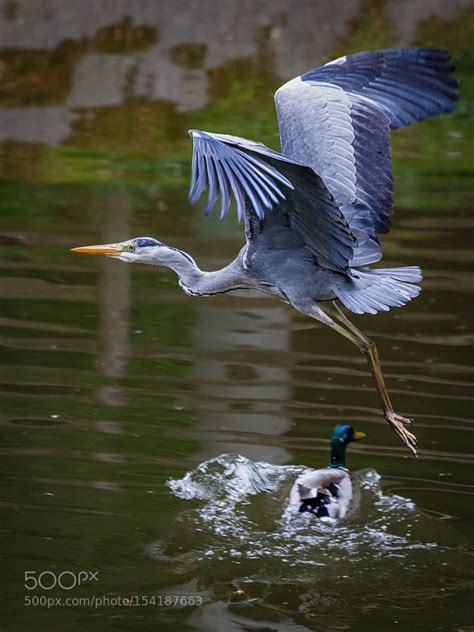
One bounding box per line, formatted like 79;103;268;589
72;48;459;456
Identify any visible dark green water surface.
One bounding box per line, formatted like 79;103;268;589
1;3;473;631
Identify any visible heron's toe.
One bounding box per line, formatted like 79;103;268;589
385;412;418;456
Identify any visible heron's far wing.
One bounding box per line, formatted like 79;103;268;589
275;48;459;266
188;129;356;272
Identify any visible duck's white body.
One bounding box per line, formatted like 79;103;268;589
289;467;353;519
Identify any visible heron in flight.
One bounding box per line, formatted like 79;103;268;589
72;48;458;456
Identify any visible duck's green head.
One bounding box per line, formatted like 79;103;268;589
329;423;366;469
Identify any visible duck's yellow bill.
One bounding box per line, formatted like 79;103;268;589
353;431;366;441
71;243;123;255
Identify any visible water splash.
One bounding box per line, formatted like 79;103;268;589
166;454;436;566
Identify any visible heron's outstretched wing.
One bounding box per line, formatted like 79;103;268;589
274;48;459;265
188;130;356;272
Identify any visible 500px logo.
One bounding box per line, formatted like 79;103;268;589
24;570;99;591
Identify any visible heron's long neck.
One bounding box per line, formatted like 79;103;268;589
159;248;247;296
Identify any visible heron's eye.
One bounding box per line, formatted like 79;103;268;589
127;244;136;252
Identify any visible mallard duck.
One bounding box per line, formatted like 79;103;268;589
289;424;365;519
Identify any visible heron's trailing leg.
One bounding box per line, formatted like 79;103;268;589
298;300;417;456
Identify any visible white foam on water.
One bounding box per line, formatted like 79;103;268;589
166;454;437;565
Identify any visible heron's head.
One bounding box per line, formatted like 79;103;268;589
71;237;176;265
331;423;366;446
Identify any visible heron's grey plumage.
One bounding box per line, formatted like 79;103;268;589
274;48;458;266
187;131;423;313
189;130;356;272
186;48;458;315
73;47;459;455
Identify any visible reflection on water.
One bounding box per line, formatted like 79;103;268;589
192;300;293;464
97;191;131;407
1;1;474;630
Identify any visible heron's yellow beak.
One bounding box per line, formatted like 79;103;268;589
71;243;124;255
353;431;366;441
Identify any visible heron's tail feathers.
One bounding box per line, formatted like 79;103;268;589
335;266;422;315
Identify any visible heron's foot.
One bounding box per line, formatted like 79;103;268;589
389;412;414;427
385;411;418;456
